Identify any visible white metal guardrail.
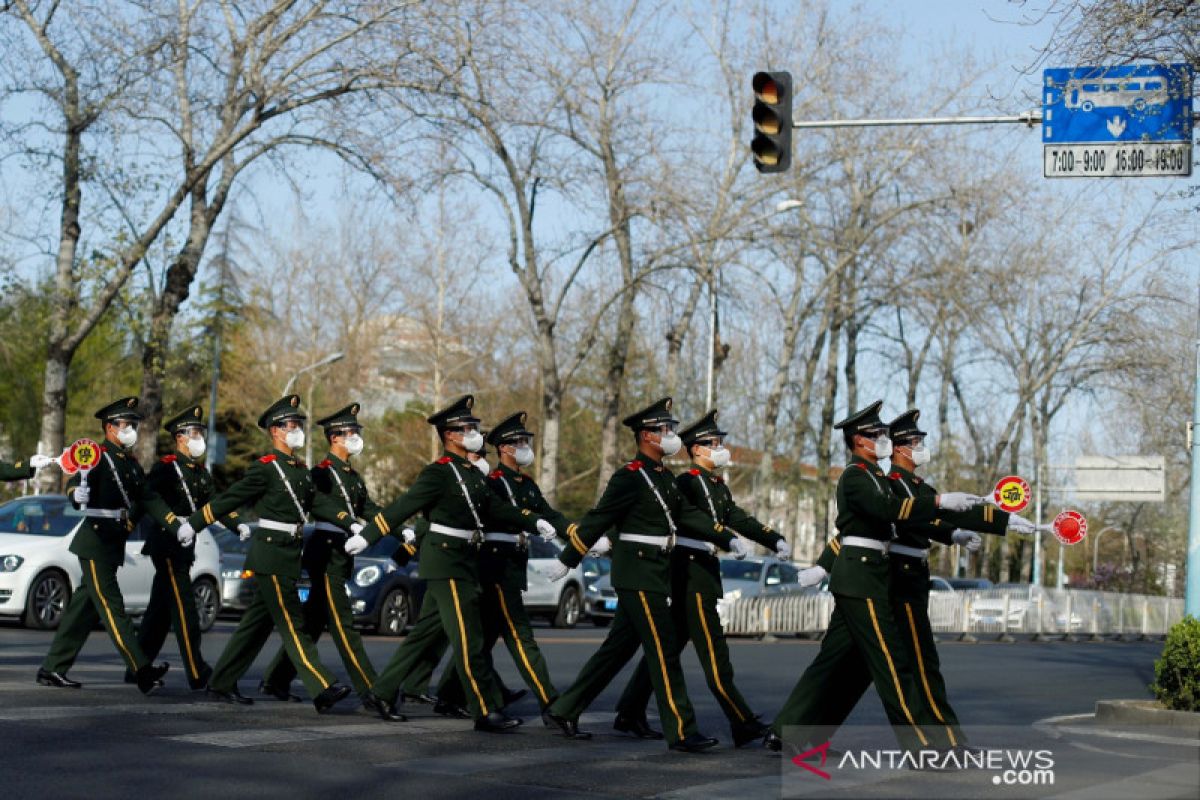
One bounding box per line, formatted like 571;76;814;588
718;588;1186;638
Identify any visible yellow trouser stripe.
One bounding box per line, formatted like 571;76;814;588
448;579;488;716
865;597;928;747
165;558;199;680
89;560;137;670
905;602;957;747
638;591;685;742
270;576;329;690
495;584;549;704
695;593;745;721
375;513;390;535
327;573;371;689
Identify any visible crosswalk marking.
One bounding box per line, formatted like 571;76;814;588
375;741;643;774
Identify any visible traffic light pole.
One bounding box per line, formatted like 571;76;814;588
791;111;1042;129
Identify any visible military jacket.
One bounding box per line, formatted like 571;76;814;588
479;463;571;591
143;451;239;565
0;459;35;481
304;452;384;580
361;451;548;582
673;465;785;599
557;454;735;595
188;448;343;579
67;444;180;567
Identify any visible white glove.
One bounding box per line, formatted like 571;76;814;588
938;492;984;512
545;561;570;582
535;519;556;541
799;565;828;587
237;523;252;541
72;485;90;505
952;530;982;552
350;522;364;535
176;522;195;546
1036;522;1056;534
1007;513;1037;535
729;537;751;560
345;533;368;555
402;527;416;544
29;454;55;469
588;535;612;556
774;539;792;559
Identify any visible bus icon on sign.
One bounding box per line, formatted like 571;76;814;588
1062;77;1168;113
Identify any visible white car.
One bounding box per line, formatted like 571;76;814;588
0;494;222;631
523;536;586;628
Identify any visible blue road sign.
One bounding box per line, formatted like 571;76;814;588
1043;64;1192;144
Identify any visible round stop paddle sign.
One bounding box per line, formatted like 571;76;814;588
1052;510;1088;545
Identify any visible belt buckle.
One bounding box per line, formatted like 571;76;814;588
664;533;676;553
518;532;528;550
471;529;482;546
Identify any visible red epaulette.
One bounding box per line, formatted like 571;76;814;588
688;468;701;476
488;469;504;479
259;454;277;463
888;471;901;480
100;445;108;452
318;459;331;469
626;460;643;471
437;456;452;464
853;462;868;471
161;454;177;464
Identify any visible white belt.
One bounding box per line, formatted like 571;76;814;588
83;508;126;520
841;536;889;553
483;532;523;544
889;544;929;560
313;522;346;534
430;523;477;541
258;518;304;536
674;536;716;554
620;533;673;549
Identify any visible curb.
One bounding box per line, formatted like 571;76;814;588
1095;700;1200;734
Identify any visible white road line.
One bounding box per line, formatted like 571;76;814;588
1034;713;1200;748
167;720;460;748
376;741;652;774
0;702;240;721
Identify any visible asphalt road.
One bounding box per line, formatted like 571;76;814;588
1;619;1192;799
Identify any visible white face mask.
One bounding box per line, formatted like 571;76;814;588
461;429;484;453
909;444;930;466
513;445;535;467
116;426;138;448
472;457;491;474
344;434;364;456
708;446;731;468
873;435;892;459
658;431;682;457
285;428;306;449
186;437;207;458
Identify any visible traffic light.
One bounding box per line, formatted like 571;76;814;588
751;71;793;173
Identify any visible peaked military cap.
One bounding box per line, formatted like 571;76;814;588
833;399;886;436
679;409;728;446
317;402;362;432
621;397;678;430
427;394;480;428
487;412;533;446
94;396;143;423
257;394;306;430
888;408;927;441
164;405;206;434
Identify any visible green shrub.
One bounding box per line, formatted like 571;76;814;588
1150;616;1200;712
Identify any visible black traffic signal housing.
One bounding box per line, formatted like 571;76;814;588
751;71;793;173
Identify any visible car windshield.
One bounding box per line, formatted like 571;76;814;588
0;495;82;536
720;560;763;581
582;556;611;579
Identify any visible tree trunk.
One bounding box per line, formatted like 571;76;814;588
815;280;844;539
663;270;708;400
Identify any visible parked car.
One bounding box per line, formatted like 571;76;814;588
524;536;586;628
0;494;222;631
584;572;617;626
719;556;803;603
948;577;993;591
967;582;1082;631
212;527;255;615
345;535;425;635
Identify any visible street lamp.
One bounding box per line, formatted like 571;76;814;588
281;351;345;395
1091;525;1119;578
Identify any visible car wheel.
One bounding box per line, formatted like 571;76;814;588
24;569;71;630
192;577;220;632
553;584;581;629
379;588;411;636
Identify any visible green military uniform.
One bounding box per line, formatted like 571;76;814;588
0;459;35;481
137;406;240;690
39;397;181;691
802;409;1011;748
260;403;400;719
545;398;737;751
769;400;953;753
189;395;349;711
359;396;551;727
436;412;570;712
613;409;784;746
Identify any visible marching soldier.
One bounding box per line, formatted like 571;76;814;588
542;397;749;753
37;397;178;693
1;453;55;481
348;395;559;732
132;406;246;691
183;395;352;713
258;403;405;721
434;412;569;715
765;400;982;754
612;409;786;747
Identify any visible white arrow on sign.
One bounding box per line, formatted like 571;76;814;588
1106;116;1127;138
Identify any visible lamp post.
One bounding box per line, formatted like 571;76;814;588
1091;525;1118;580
